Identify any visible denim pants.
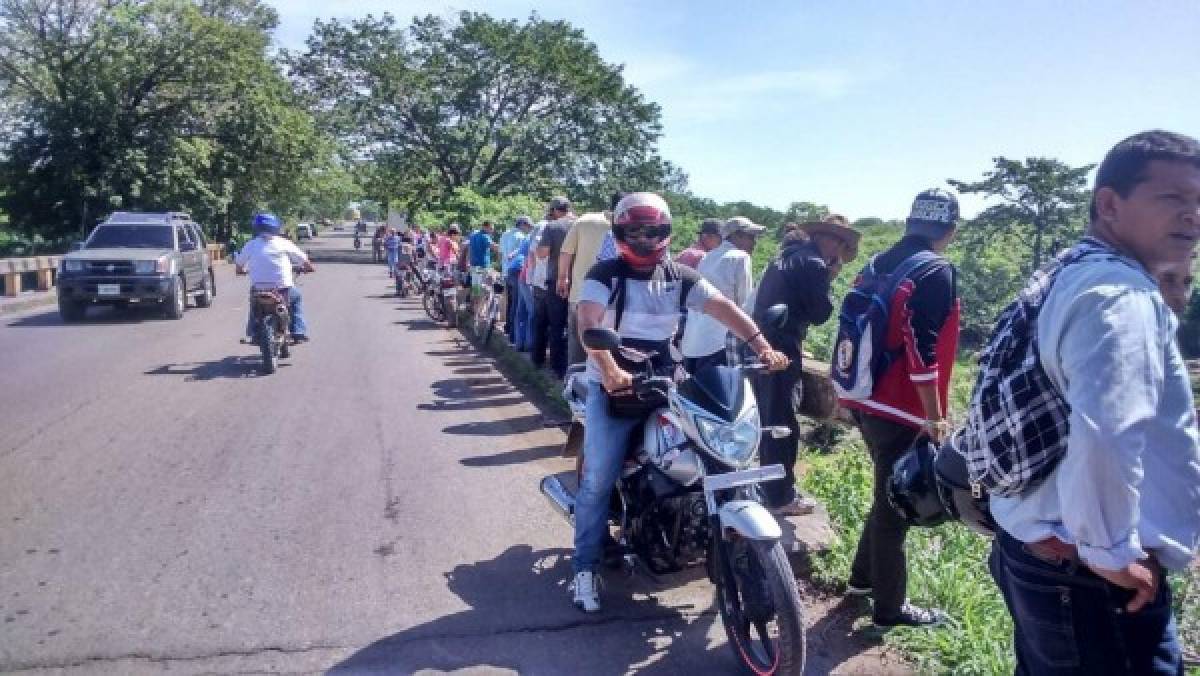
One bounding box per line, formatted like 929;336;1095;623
505;270;520;339
245;286;307;338
516;281;535;350
989;529;1183;675
573;381;642;574
530;287;550;367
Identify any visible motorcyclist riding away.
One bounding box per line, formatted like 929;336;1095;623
235;213;315;343
570;192;790;612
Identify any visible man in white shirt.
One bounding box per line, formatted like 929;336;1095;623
235;213;315;342
680;216;764;374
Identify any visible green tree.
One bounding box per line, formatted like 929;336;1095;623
948;157;1094;269
288;11;672;211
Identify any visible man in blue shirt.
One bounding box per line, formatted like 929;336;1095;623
988;130;1200;675
467;221;498;298
502;216;532;344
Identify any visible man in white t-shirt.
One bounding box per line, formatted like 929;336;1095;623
235;213;315;342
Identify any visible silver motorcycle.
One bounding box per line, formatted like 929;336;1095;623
540;312;805;675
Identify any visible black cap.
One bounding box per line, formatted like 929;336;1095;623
699;218;722;236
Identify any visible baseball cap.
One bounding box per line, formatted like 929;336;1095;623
548;196;571;212
721;216;767;238
906;189;960;230
698;218;722;236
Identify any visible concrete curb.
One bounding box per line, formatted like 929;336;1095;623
0;292;57;316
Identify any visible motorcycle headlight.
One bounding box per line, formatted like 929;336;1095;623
695;408;761;468
62;259;84;273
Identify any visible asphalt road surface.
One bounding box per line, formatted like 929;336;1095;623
0;233;888;675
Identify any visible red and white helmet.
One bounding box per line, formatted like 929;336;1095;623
613;192;672;265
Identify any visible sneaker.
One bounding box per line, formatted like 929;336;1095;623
769;495;818;517
570;571;602;613
844;582;872;597
873;602;948;628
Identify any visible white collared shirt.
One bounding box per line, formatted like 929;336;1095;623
680;241;753;357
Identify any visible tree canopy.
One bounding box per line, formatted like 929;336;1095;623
287;11;680;214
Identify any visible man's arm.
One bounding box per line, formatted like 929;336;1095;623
1055;287;1164;611
577;296;631;394
557;252;575;298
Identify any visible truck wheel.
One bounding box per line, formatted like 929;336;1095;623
58;298;87;322
164;275;186;319
194;270;214;308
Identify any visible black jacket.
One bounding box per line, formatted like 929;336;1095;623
753;239;834;355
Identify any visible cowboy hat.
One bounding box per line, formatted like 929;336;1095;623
798;214;861;261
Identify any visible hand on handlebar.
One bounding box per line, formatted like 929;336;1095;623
758;349;790;372
600;365;634;395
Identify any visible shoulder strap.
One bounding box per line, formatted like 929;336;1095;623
884;250;942;299
663;261;694;316
610;259;631;332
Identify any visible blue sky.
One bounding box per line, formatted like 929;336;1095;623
267;1;1199;219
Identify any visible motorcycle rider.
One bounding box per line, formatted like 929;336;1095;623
235;212;315;343
571;192;790;612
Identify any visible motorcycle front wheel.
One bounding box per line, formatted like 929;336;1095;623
423;289;445;322
715;538;805;675
258;316;277;374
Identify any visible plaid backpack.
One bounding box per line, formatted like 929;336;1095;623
959;237;1128;498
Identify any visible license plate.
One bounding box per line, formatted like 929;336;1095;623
704;464;786;492
97;284;120;296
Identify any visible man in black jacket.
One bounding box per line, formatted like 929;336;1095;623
753;214;861;515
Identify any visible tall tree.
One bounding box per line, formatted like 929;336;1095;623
948;157;1093;269
288;11;671;212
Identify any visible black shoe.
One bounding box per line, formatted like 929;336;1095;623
291;335;310;344
873;602;948;628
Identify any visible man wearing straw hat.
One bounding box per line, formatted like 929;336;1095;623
752;214;861;516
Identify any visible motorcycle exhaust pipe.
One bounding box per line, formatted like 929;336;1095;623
539;475;576;525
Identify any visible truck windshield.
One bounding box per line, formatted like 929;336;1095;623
86;225;173;249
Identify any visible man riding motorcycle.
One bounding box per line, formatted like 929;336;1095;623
235;213;315;343
570;192;790;612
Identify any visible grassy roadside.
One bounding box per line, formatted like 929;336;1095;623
800;438;1200;675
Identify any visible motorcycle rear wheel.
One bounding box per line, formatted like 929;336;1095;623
715;538;805;675
258;317;277;374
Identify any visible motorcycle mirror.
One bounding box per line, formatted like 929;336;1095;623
764;426;791;439
764;304;789;330
582;327;621;352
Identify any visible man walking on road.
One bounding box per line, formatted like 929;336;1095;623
839;190;961;629
986;130;1200;674
680;216;764;374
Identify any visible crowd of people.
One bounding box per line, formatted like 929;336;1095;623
369;129;1197;674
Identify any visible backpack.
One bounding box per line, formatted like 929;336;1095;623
831;250;942;401
958;237;1128;498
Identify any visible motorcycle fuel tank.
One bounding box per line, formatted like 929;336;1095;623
639;410;704;486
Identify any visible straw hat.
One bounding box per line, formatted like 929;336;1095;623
798;214;861;261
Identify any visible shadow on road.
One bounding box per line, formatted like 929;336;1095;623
417;395;528;412
430;377;514;401
144;356;270;380
460;444;562;467
443;413;546;436
393;318;443;331
6;305;160;327
329;544;726;675
452;366;492;375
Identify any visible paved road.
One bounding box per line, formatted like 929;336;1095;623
0;233;886;675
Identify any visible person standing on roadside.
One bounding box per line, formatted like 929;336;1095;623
557;193;619;367
675;218;723;269
680;216;765;374
839;190;961;629
467;221;498;299
1154;256;1195;316
985;131;1200;675
753;214;860;517
534;196;575;379
502;217;532;340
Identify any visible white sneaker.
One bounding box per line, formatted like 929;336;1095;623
570;571;602;613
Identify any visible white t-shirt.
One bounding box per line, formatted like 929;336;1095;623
235;235;309;288
680;241;754;357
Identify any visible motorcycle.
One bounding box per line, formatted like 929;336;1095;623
539;310;805;675
250;287;291;374
422;264;458;326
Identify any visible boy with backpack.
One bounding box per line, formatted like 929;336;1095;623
967;131;1200;674
833;188;961;628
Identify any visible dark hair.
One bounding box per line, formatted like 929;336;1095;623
610;191;628;212
1091;130;1200;220
482;220;493;228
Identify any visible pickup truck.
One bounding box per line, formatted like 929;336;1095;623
56;212;216;321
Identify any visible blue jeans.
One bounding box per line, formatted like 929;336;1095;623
245;286;307;338
386;250;398;272
989;529;1183;675
516;281;535;350
573;381;642;574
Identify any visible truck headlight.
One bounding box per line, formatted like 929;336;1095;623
696;407;761;468
134;260;156;274
62;259;84;273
